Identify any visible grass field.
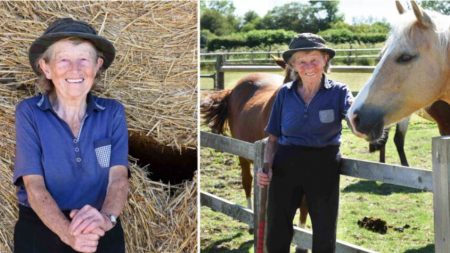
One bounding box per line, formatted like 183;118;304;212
200;71;439;253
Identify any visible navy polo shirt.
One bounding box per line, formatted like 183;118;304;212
265;76;353;147
14;93;129;210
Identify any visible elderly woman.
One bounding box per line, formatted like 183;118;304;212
257;33;353;253
13;18;129;253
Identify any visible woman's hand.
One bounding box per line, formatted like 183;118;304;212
257;168;272;187
62;232;101;253
69;205;110;236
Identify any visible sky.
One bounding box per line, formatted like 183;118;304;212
230;0;403;24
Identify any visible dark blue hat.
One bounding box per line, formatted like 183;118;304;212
29;18;115;74
282;33;335;63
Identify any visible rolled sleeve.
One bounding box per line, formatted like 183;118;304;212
109;102;129;168
265;88;284;137
14;101;43;186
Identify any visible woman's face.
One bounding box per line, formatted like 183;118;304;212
39;39;103;101
290;50;328;83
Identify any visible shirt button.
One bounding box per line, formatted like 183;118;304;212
73;139;78;144
76;157;82;163
74;147;80;152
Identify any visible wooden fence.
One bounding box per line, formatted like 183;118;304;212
201;131;450;252
202;55;375;90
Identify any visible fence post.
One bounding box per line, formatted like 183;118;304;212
215;54;225;90
254;138;268;253
432;136;450;253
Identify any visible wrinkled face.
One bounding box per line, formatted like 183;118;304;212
290;50;328;82
347;15;447;141
39;39;103;101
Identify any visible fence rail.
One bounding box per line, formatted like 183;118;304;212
201;48;382;57
203;53;376;89
200;131;450;252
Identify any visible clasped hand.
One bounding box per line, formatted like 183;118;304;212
66;205;113;253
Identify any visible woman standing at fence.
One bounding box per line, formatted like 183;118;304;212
13;18;129;253
257;33;353;253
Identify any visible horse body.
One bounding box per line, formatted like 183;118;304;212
203;73;283;209
228;73;281;143
348;1;450;140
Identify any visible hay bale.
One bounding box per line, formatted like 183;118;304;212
0;1;197;150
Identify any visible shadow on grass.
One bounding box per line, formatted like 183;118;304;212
342;181;423;195
403;244;434;253
202;232;254;253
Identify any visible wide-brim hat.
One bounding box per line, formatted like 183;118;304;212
282;33;335;63
29;18;115;75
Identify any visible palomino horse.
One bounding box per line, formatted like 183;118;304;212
348;1;450;139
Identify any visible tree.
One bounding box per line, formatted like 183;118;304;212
200;0;239;36
420;0;450;15
309;1;344;31
259;1;343;33
207;0;236;16
240;11;262;32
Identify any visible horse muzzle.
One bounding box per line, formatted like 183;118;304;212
347;105;385;142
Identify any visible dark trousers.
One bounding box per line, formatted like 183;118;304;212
14;205;125;253
266;145;341;253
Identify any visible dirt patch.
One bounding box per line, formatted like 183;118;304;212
357;217;388;234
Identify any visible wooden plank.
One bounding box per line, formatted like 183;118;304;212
200;48;382;57
200;191;254;225
292;227;377;253
201;191;376;253
432;137;450;253
341;158;432;191
220;65;375;73
200;132;255;160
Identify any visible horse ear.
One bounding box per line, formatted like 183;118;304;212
271;55;287;70
396;0;405;14
411;0;433;28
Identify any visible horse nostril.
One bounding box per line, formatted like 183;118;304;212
353;113;360;128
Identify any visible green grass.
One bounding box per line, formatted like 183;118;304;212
200;70;439;252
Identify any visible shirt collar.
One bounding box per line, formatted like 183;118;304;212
286;74;333;90
36;93;106;113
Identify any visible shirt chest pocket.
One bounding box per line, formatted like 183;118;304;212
94;138;111;168
319;109;335;123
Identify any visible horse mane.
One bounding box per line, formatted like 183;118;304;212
389;9;450;54
200;89;232;135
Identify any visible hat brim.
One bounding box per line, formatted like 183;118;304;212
29;32;115;75
282;47;335;63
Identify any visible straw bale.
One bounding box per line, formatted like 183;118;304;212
0;1;198;150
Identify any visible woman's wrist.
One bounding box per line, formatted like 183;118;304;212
101;212;116;231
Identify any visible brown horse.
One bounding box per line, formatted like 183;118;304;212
201;72;315;251
348;1;450;139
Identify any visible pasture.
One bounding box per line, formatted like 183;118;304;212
200;71;439;253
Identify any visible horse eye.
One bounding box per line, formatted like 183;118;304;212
396;54;417;63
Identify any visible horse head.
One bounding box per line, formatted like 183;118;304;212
347;0;450;141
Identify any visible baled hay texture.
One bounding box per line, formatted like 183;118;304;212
124;163;197;253
0;1;198;150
